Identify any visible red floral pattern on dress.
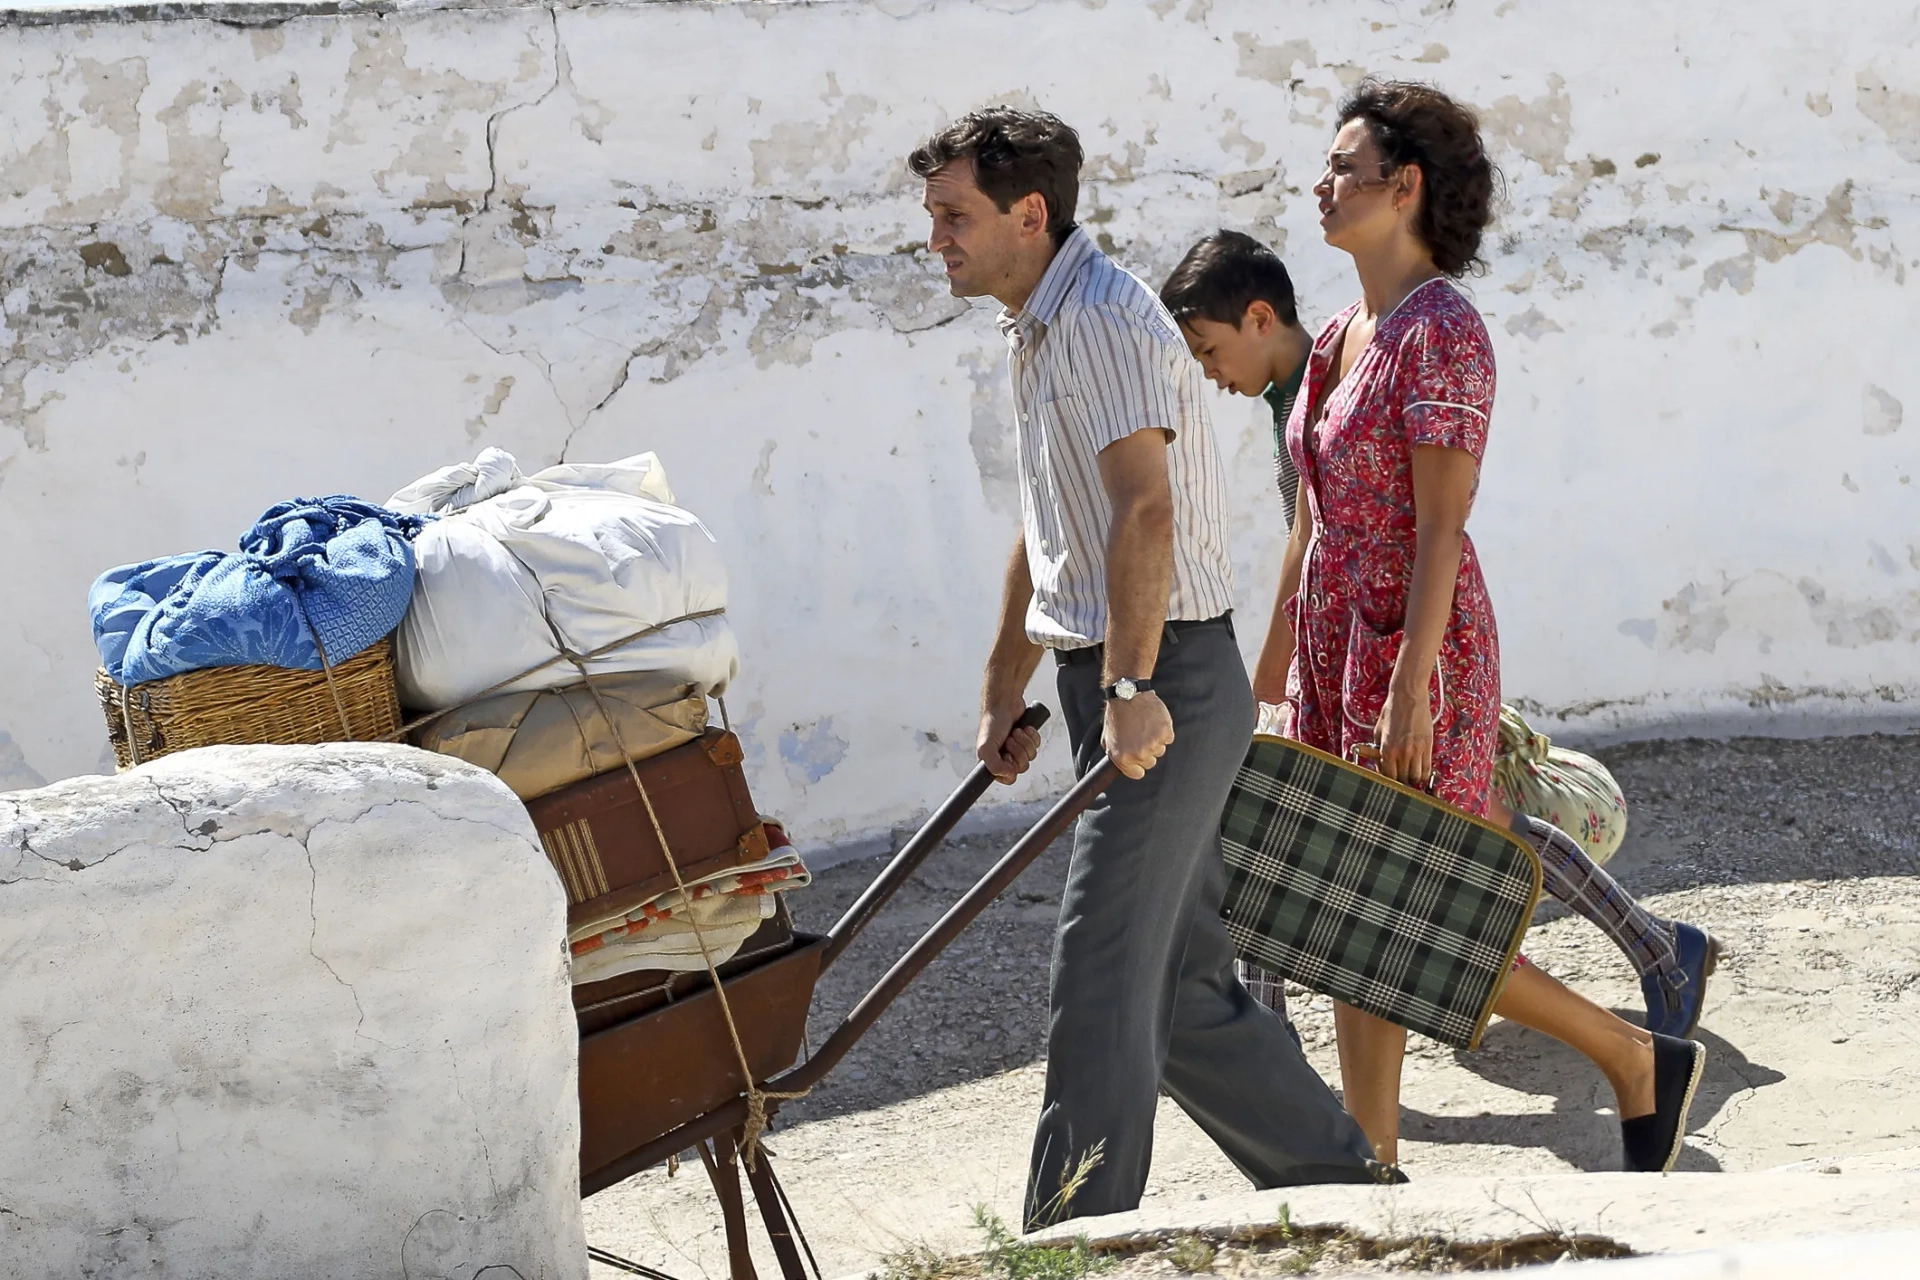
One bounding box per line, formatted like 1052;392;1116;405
1280;279;1502;817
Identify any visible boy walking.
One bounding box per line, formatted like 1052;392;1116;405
907;113;1382;1229
1160;230;1314;534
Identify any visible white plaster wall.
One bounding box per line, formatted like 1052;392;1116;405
0;0;1914;843
0;743;584;1277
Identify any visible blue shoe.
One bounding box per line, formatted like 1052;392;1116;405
1642;923;1721;1038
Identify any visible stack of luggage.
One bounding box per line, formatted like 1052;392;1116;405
87;448;810;1017
384;448;809;1012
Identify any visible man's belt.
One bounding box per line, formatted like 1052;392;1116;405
1054;613;1233;666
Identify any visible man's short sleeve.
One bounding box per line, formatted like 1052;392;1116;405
1067;304;1185;451
1401;310;1494;460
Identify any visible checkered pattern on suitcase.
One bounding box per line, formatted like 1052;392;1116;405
1220;736;1541;1049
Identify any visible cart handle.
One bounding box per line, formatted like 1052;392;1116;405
779;753;1119;1095
820;703;1052;972
583;749;1119;1193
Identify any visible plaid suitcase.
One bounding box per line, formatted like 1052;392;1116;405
1220;735;1542;1050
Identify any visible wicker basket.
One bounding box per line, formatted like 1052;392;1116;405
96;637;403;769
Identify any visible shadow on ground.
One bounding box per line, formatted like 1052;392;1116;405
777;734;1911;1129
1399;1017;1785;1172
780;826;1074;1127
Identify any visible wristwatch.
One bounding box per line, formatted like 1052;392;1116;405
1103;677;1155;702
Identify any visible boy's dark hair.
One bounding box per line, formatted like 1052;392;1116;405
1337;79;1499;277
907;108;1083;243
1159;230;1299;329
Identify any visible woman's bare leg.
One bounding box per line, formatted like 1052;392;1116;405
1333;1003;1407;1163
1335;963;1655;1168
1495;961;1655;1118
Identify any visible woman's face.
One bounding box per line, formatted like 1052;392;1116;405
1314;118;1408;255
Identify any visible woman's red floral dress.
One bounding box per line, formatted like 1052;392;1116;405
1281;278;1501;817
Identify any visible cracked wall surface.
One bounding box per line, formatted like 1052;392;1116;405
0;0;1915;846
0;743;584;1277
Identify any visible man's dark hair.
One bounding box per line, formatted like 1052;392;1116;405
1337;79;1500;278
907;107;1083;243
1159;230;1299;329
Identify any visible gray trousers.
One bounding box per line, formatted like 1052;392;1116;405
1025;618;1376;1229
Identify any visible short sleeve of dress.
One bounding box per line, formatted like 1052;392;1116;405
1400;304;1495;460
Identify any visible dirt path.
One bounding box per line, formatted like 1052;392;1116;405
582;734;1920;1278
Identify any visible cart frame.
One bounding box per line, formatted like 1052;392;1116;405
582;706;1118;1280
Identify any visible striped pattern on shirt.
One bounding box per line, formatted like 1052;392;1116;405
1262;369;1304;531
995;228;1237;649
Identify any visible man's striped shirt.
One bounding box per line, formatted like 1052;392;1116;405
995;228;1236;649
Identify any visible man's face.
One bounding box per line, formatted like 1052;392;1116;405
923;160;1030;300
1180;305;1274;398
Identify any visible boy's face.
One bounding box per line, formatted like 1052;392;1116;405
1180;303;1277;397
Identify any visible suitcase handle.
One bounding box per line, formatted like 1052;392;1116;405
821;703;1051;970
1349;741;1437;794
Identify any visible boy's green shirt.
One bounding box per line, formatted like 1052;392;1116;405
1263;359;1308;529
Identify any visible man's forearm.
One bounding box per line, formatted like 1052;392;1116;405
1101;496;1174;684
983;533;1045;710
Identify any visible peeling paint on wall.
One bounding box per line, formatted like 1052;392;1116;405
1480;75;1572;174
0;0;1914;843
779;717;849;789
1854;69;1920;163
960;347;1020;516
1863;384;1904;436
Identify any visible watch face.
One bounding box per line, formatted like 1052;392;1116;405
1114;678;1136;700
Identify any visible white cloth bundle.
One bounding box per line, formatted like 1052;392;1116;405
568;894;774;986
566;848;811;985
387;449;738;712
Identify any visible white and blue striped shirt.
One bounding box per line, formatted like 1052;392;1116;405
995;228;1236;649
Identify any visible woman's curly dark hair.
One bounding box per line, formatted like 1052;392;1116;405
1337;79;1500;278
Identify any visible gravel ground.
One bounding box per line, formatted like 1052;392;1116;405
778;732;1920;1128
583;732;1920;1279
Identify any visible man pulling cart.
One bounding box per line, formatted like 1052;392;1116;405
909;108;1388;1229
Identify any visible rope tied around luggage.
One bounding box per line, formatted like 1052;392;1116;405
538;611;805;1168
393;607;730;740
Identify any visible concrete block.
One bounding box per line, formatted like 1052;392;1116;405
0;744;585;1279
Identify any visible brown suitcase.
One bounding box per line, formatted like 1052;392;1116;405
571;898;797;1035
526;728;770;938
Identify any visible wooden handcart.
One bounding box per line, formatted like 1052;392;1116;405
578;705;1118;1280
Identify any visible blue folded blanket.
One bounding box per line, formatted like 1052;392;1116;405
91;497;432;687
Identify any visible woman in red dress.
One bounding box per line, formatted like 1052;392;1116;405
1256;81;1704;1174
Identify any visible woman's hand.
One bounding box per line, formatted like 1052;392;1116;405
1374;676;1434;789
